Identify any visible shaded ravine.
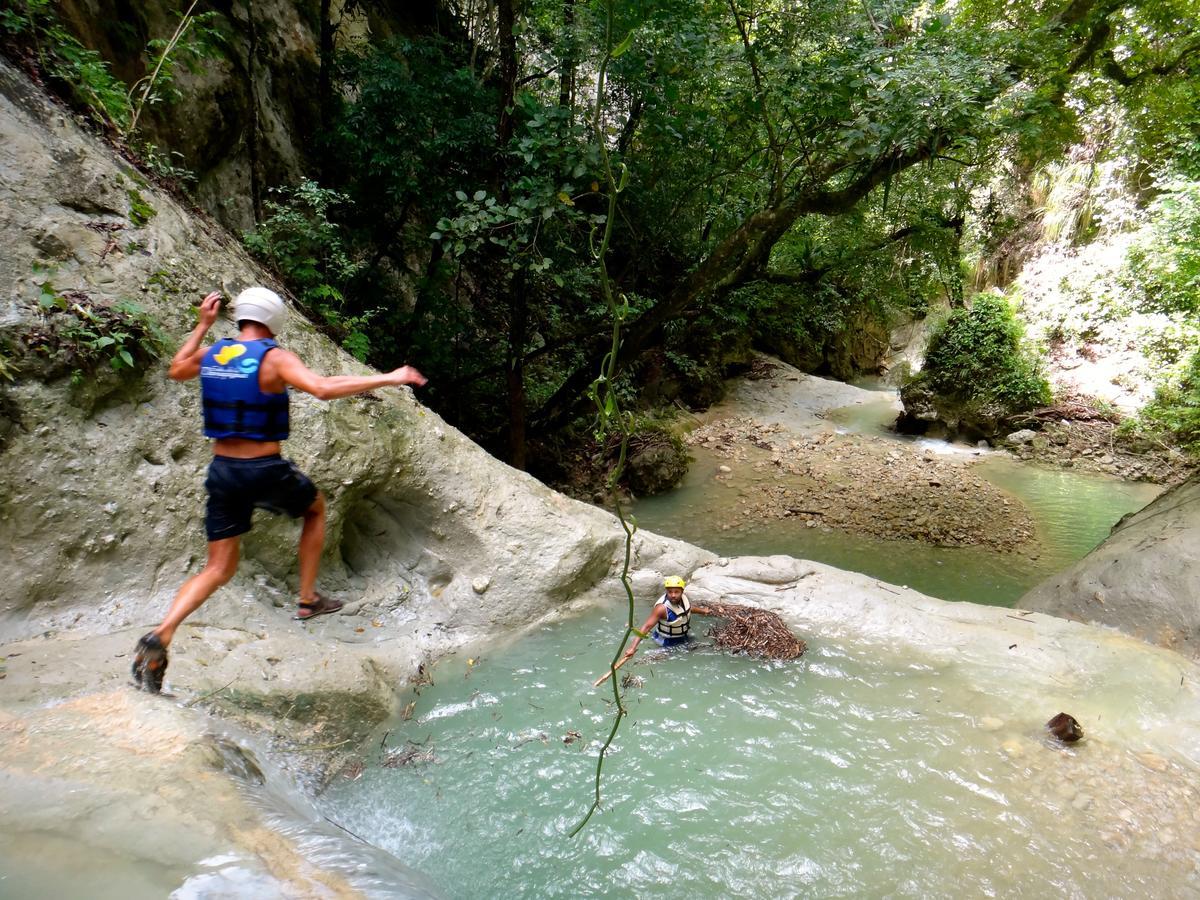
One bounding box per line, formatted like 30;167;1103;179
632;362;1160;605
2;59;1195;896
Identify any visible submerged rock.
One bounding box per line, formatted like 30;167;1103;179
1047;711;1084;742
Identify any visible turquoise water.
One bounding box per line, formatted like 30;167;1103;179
629;401;1159;606
317;390;1185;895
320;606;1196;898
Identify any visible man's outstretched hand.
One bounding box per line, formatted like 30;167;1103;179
390;365;428;388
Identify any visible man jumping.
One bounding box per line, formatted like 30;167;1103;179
132;287;426;692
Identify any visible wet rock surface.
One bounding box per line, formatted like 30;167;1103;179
1019;473;1200;660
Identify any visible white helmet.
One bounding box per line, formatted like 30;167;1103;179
233;286;287;335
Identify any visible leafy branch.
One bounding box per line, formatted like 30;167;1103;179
19;275;168;380
127;0;221;135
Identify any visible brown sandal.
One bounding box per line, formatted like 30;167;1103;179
294;593;344;620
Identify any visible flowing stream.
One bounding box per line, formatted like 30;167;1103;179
312;384;1192;896
630;395;1161;605
319;606;1200;898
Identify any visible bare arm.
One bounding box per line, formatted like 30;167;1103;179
623;606;665;659
168;291;221;381
271;349;427;400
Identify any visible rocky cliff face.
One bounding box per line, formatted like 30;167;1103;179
49;0;443;232
0;57;708;663
1019;473;1200;660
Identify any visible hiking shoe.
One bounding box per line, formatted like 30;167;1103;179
132;632;168;693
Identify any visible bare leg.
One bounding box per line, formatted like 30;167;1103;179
154;537;240;647
297;491;326;602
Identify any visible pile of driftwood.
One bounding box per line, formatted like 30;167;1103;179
1005;392;1121;427
705;601;807;659
593;600;806;686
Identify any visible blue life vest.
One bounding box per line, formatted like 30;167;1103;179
654;593;691;646
200;339;289;441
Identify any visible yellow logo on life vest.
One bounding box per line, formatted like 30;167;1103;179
214;344;246;365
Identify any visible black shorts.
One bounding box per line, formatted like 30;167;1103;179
204;454;318;541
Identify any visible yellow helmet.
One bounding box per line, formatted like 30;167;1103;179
663;576;686;589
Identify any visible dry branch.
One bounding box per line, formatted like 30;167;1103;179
704;602;807;659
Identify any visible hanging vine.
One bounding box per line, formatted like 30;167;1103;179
569;0;639;839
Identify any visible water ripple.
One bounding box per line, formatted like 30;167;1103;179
318;606;1200;898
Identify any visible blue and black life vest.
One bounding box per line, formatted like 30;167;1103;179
200;339;289;441
654;593;691;645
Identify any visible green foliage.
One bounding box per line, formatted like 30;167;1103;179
332;37;497;219
1125;178;1200;317
323;35;504;374
127;2;224;134
916;293;1051;410
1;0;222;138
243;180;370;359
1137;348;1200;455
126;188;157;227
1;0;132;130
26;279;167;378
433;101;602;276
285;0;1200;451
336;71;613;431
137;142;197;187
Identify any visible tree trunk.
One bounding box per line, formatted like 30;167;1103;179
507;277;528;469
495;0;526;467
558;0;576;121
496;0;518;149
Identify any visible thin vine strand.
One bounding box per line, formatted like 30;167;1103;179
569;0;639;839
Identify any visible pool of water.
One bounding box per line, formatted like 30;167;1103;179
320;606;1200;898
0;831;190;899
629;398;1160;606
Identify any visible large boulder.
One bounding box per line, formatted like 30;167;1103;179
1018;474;1200;659
625;437;689;496
896;375;1007;440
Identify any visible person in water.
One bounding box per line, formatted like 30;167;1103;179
623;576;716;659
131;287;427;692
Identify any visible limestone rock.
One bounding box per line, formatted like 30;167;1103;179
1005;429;1038;445
626;440;688;495
1019;473;1200;659
0;58;707;650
